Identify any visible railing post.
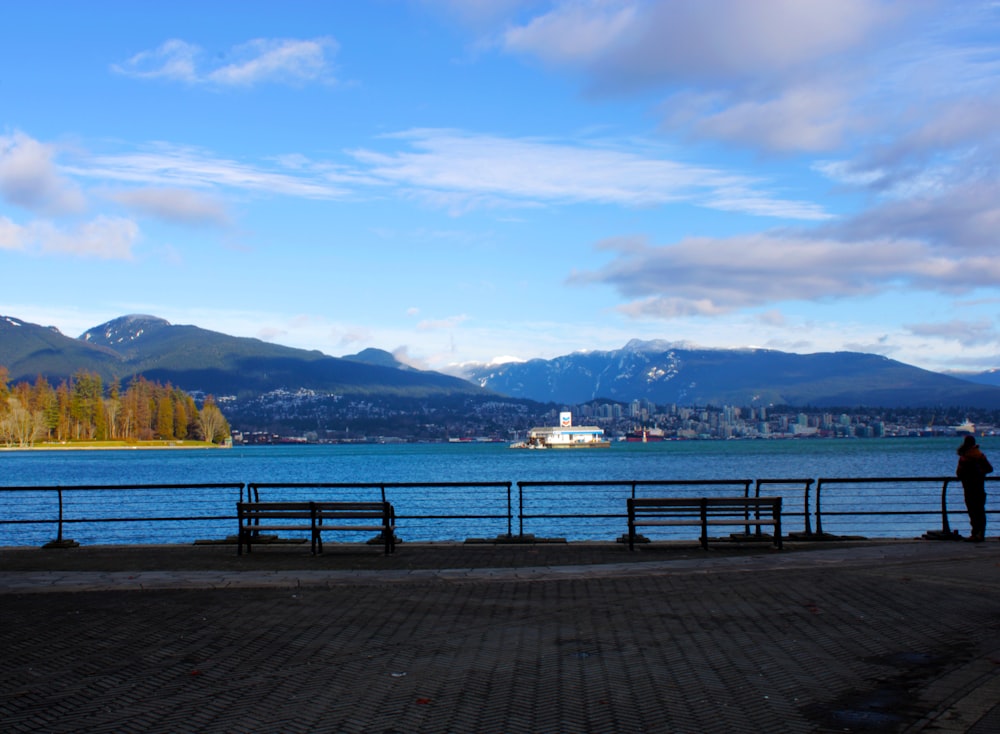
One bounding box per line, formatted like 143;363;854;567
803;480;813;536
517;482;524;538
506;482;512;538
815;479;824;536
940;480;952;535
56;487;64;543
41;486;79;548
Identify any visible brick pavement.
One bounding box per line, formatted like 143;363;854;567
1;541;999;733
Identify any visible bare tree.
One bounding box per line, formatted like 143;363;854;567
197;399;229;444
2;398;46;447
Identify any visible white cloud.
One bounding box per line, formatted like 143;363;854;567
110;187;229;226
497;0;909;154
572;230;1000;318
691;85;855;153
830;181;1000;253
113;37;338;87
0;216;25;250
502;0;890;84
391;345;432;370
111;39;200;82
906;318;1000;348
503;1;637;64
207;38;338;86
20;216;140;260
0;132;86;215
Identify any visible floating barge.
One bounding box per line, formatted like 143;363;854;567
624;427;666;442
510;412;611;449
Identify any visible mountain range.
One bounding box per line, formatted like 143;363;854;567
0;315;482;398
463;339;1000;409
3;314;1000;409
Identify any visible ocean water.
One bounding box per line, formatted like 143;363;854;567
1;437;995;545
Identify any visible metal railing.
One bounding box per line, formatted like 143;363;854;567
0;476;996;546
812;476;969;538
0;483;246;547
515;479;753;538
755;479;815;534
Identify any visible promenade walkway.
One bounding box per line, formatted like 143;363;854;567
2;539;999;733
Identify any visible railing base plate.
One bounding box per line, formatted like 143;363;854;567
42;539;79;549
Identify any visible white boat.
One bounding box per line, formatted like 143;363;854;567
954;420;975;436
510;412;611;449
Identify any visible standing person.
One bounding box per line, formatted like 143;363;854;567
956;436;992;542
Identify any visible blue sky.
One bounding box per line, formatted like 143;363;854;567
2;1;1000;376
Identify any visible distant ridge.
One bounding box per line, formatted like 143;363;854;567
462;340;1000;409
1;314;485;398
944;368;1000;388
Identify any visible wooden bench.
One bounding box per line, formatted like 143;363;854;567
236;501;396;555
313;501;396;555
627;496;782;550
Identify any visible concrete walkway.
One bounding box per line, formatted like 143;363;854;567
2;539;999;732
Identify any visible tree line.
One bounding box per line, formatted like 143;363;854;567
0;367;230;448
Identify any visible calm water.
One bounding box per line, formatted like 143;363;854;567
1;437;995;545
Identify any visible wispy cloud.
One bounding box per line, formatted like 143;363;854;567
67;143;351;199
112;37;338;87
53;129;829;220
351;129;830;219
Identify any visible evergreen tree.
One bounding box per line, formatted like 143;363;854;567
0;366;229;445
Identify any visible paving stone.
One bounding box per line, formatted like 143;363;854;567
1;541;999;732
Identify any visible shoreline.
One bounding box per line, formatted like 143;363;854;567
1;440;226;451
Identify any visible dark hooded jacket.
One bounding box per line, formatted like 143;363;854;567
957;440;993;483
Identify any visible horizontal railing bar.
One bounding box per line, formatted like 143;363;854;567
0;483;245;492
816;476;953;484
756;478;815;483
249;482;511;488
522;513;626;519
394;514;510;520
518;479;752;487
819;510;941;517
56;515;235;524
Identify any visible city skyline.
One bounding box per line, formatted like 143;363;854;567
3;1;1000;376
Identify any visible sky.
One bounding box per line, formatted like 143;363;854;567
2;1;1000;377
